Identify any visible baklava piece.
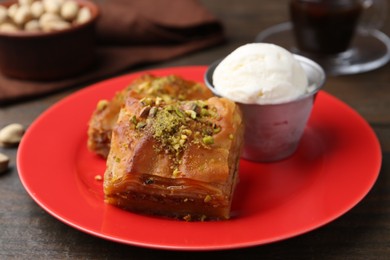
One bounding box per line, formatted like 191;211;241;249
87;74;213;157
103;96;244;221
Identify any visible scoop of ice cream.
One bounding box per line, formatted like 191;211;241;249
212;43;308;104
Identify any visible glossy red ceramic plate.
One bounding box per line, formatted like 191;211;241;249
17;66;382;251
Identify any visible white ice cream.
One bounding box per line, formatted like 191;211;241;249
213;43;308;104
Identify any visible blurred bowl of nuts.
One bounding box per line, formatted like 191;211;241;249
0;0;99;81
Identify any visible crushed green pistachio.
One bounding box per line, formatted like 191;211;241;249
174;108;184;118
149;107;158;117
136;121;147;129
96;99;108;111
155;97;163;105
130;115;137;124
133;99;222;176
204;195;212;203
201;108;210;117
185;109;197;119
213;126;221;134
182;129;192;136
140;97;154;106
172;168;181;177
189;103;201;114
127;75;210;107
202;135;214;145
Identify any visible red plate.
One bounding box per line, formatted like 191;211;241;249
17;66;381;250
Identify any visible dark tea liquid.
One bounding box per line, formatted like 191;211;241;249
290;0;363;55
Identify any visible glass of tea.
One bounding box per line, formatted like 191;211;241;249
289;0;388;55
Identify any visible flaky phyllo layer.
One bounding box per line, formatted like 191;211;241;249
104;96;244;221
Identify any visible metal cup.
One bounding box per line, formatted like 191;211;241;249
204;54;325;162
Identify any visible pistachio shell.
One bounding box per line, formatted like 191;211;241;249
0;153;9;174
39;12;61;26
75;6;91;24
41;19;70;32
43;0;62;14
18;0;34;5
1;0;92;33
0;6;8;23
7;4;19;19
60;0;79;21
13;5;32;25
24;19;40;31
0;22;20;32
0;153;10;174
0;123;25;147
30;1;45;19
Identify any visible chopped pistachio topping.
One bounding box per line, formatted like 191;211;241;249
96;99;108;111
132;99;222;176
213;126;221;134
185;109;197;119
136;121;147;129
202;135;214;145
155;97;163;105
140;97;154;106
204;195;212;203
172;168;181;177
130;115;137;124
182;129;192;136
148;107;158;117
128;75;211;106
201;108;210;117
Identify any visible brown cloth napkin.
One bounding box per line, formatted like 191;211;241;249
0;0;225;106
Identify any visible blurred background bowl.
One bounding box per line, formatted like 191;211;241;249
0;0;99;81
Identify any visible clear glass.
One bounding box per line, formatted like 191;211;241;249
256;22;390;75
255;0;390;76
289;0;388;55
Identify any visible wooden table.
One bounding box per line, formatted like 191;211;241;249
1;0;390;258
